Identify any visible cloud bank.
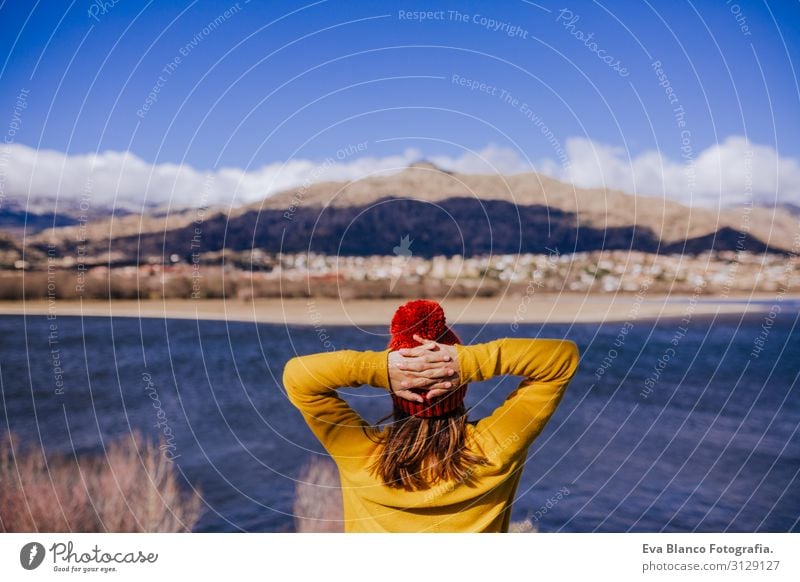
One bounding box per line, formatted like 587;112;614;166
0;136;797;211
548;136;800;208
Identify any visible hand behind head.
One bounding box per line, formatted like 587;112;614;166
388;334;462;401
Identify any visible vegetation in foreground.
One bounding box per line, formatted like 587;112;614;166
0;430;203;532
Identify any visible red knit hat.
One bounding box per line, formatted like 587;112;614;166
388;299;467;418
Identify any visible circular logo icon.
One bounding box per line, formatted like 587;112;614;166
20;542;46;570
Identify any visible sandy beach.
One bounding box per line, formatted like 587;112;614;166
0;292;791;326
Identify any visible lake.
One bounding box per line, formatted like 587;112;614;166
1;306;798;532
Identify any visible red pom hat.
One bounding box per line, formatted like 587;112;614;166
388;299;467;418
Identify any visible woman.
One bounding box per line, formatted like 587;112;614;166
283;299;580;532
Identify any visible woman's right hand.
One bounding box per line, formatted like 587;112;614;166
389;334;462;401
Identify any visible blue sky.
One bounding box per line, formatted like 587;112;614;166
1;0;799;208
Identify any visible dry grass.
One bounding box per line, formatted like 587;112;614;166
293;457;344;533
508;518;538;533
0;430;203;532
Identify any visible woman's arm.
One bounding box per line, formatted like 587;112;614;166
283;349;390;457
393;335;579;461
282;347;456;457
455;338;580;463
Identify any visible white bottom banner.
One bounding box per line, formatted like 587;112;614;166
1;533;797;581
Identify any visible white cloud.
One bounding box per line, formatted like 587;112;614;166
1;137;797;211
0;143;423;210
548;136;800;208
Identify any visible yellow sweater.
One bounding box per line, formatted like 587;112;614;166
283;337;580;532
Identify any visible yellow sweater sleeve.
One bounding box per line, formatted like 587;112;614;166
455;338;580;463
283;348;391;457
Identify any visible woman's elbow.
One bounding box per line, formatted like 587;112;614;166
559;340;581;381
282;356;307;401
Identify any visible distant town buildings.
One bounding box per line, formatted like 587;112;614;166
240;249;797;294
2;248;796;300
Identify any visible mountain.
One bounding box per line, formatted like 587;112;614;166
0;196;141;236
20;162;798;262
776;202;800;217
244;161;795;252
0;199;79;235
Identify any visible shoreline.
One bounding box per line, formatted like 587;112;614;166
0;293;793;326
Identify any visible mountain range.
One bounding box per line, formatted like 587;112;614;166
5;160;797;264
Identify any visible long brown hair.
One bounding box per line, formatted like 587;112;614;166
368;405;489;491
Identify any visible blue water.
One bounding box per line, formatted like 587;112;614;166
0;309;798;532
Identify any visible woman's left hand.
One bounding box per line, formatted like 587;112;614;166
387;334;461;402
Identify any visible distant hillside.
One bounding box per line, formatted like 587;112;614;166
18;161;799;261
0;204;78;235
248;161;797;252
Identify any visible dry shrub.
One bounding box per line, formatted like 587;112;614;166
0;430;203;532
106;272;142;299
157;275;193;299
0;274;24;300
292;457;343;533
508;518;538;533
194;273;238;299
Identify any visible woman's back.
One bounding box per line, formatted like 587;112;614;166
283;336;580;532
331;422;526;532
